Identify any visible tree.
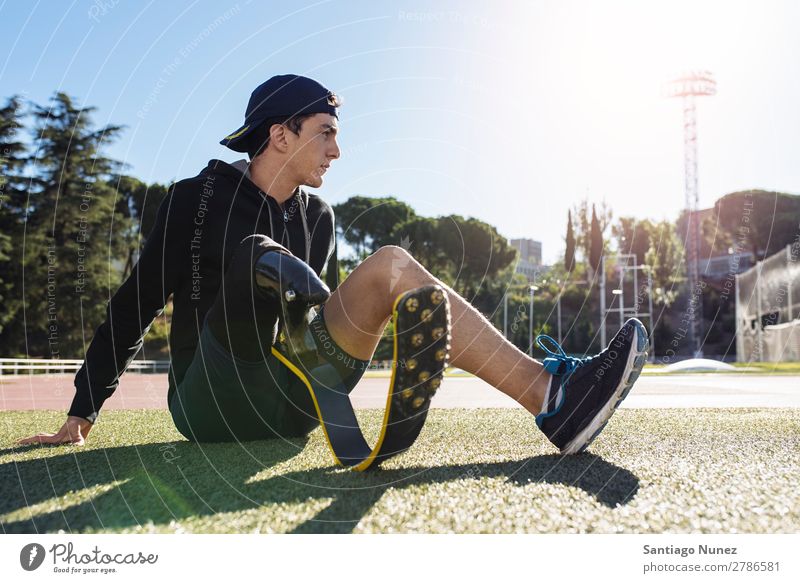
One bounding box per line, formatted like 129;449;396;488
111;175;169;279
589;203;603;273
564;209;576;273
332;195;416;259
710;190;800;260
613;216;655;265
0;96;29;337
436;215;518;302
3;92;129;357
644;219;685;307
572;198;612;265
388;215;447;275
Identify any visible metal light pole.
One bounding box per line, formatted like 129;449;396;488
647;269;655;359
556;279;562;344
528;283;538;356
787;244;794;321
602;254;653;355
503;291;508;339
599;255;607;347
664;70;716;358
619;264;625;327
612;288;623;326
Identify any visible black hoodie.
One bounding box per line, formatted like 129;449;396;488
68;159;339;422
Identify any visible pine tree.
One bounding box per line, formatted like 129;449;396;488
564;209;576;273
0;96;29;342
589;203;603;273
17;92;129;357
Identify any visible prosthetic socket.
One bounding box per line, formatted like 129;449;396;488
253;249;330;361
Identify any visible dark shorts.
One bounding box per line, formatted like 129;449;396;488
168;306;369;443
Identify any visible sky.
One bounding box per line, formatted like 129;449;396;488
2;0;798;264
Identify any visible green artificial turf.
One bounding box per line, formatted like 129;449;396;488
643;362;800;375
2;408;798;533
731;362;800;374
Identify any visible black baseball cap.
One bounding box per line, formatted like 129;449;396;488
220;74;341;153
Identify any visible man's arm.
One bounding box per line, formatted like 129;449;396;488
325;238;339;292
18;187;181;445
321;202;339;292
71;188;181;421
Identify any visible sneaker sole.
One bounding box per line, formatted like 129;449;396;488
560;319;649;455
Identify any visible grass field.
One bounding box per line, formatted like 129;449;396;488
2;408;799;534
730;362;800;373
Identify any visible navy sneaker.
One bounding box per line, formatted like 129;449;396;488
535;318;649;454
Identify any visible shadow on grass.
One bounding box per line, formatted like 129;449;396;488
1;440;638;534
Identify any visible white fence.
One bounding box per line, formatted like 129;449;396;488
0;358;397;375
0;358;170;375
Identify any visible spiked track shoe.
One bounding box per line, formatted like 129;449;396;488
297;284;452;470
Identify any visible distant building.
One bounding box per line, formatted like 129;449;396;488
510;238;543;281
511;238;541;265
694;252;755;280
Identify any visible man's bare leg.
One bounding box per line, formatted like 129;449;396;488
322;246;550;415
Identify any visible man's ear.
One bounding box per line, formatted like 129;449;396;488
268;123;290;153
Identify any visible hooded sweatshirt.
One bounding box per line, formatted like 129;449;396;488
68;159;339;422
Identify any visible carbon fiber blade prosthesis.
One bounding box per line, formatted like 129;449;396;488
307;285;451;471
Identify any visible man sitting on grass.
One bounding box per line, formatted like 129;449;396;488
18;75;649;463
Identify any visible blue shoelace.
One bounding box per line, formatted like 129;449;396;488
535;334;595;377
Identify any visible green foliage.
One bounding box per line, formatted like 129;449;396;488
332;195;416;258
708;190;800;260
334;197;519;308
0;93;168;358
644;219;685;307
16;93;129;356
388;215;446;273
612;216;656;265
111;175;169;279
0;96;28;337
141;299;172;358
435;215;518;300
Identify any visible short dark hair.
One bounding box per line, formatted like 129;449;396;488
246;113;315;160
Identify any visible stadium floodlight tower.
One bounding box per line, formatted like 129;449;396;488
664;70;716;358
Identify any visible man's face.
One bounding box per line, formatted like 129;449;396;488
287;113;340;188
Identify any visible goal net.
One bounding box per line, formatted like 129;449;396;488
736;243;800;362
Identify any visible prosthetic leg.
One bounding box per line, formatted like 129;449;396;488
256;251;452;471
